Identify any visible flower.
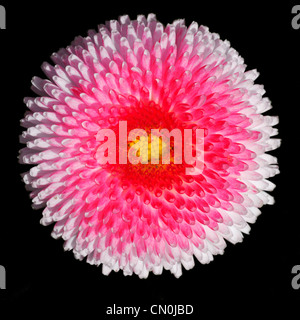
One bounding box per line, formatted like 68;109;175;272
19;13;280;278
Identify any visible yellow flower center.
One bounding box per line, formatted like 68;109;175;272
128;135;168;163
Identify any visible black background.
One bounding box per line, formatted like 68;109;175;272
1;0;299;317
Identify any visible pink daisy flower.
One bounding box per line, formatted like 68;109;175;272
19;13;280;278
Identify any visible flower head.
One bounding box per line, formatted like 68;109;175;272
20;14;280;278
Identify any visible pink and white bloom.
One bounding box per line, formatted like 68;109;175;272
20;14;280;278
